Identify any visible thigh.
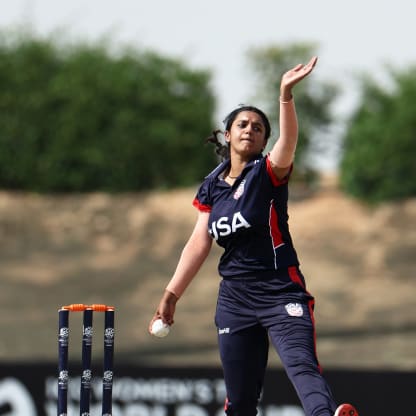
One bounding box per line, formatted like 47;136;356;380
218;324;269;406
267;300;319;368
215;279;270;411
266;301;336;415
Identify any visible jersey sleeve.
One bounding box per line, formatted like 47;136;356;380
192;179;212;212
265;154;293;186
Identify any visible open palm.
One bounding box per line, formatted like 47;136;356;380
281;56;318;90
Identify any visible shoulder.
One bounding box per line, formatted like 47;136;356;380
244;155;291;187
204;159;229;180
265;154;292;186
194;160;227;212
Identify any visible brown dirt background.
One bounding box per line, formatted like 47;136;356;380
1;177;415;370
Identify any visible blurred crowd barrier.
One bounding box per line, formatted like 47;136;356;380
0;363;412;415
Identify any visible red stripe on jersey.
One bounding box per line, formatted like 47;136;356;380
269;200;283;249
192;198;211;212
266;155;292;186
288;266;322;372
307;297;322;373
288;265;306;289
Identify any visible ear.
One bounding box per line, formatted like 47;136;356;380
224;131;231;143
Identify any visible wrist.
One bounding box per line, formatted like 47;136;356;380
280;87;293;103
280;96;293;104
163;289;179;303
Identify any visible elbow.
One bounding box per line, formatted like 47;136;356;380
185;234;212;259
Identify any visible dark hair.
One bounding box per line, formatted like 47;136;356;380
205;129;229;159
206;105;271;160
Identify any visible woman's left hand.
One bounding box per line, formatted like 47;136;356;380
280;56;318;98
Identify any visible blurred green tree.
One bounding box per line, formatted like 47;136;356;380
0;32;216;192
339;67;416;203
246;43;339;180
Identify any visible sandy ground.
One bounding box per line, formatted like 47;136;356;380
0;183;415;370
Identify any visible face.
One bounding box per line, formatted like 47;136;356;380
224;111;268;158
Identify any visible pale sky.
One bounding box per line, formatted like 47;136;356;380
1;0;415;169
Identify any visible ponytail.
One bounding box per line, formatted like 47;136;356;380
205;129;230;161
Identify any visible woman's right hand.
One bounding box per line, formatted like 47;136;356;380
148;290;179;334
280;56;318;99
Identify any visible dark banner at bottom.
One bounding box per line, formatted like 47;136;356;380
0;363;413;415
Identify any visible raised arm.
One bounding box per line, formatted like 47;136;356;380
269;56;318;180
149;211;213;330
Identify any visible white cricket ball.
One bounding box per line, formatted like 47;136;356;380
151;319;170;338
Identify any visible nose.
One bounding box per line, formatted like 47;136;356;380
244;123;254;133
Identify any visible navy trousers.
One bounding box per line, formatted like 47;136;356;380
215;273;337;416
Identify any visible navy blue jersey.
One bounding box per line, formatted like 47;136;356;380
193;154;300;280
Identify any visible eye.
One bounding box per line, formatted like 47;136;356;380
252;124;264;132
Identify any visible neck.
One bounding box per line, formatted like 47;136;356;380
227;155;248;179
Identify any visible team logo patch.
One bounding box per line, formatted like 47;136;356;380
233;179;246;200
285;303;303;317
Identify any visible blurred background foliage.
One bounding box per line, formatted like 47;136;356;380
339;67;416;203
0;32;216;192
0;30;415;203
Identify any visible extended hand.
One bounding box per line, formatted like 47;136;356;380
280;56;318;97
